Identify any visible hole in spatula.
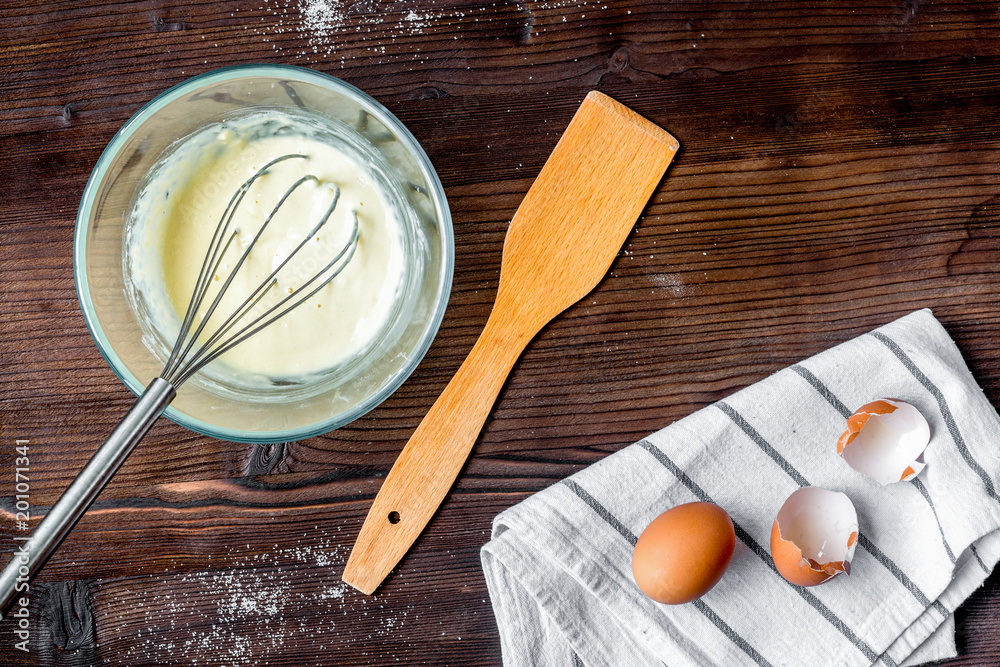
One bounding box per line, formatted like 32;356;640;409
388;511;400;524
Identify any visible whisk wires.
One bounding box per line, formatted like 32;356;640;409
160;153;360;388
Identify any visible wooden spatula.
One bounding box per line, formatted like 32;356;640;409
343;91;679;594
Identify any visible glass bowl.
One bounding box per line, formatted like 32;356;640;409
74;65;453;443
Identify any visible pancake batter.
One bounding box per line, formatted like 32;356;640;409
127;112;404;381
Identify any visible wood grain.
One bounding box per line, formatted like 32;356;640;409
3;0;1000;664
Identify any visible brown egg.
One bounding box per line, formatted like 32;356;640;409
631;502;736;605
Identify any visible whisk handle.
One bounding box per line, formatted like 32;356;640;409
0;377;175;618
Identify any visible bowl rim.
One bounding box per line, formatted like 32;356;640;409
74;64;454;443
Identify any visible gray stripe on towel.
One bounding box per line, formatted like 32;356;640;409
718;401;936;612
910;478;958;564
560;478;771;667
970;544;990;574
854;532;944;614
791;365;852;418
637;441;887;665
692;599;774;667
871;331;1000;502
715;402;810;487
562;479;638;546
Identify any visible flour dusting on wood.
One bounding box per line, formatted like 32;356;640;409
247;0;587;65
256;0;462;64
99;533;416;665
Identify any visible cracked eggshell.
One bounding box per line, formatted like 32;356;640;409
770;487;859;587
837;399;930;485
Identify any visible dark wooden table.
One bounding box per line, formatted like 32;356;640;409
4;1;1000;665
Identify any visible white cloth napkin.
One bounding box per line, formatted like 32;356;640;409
481;309;1000;667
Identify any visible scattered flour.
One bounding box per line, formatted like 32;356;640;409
650;272;687;295
242;0;593;66
102;534;416;665
252;0;463;64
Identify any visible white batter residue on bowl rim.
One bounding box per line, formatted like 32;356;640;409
126;111;406;385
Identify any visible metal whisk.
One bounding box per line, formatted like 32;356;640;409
0;154;359;616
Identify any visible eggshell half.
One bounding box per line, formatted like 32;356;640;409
838;399;930;484
771;487;858;587
632;502;736;605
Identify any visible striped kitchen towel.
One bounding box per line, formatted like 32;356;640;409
481;309;1000;667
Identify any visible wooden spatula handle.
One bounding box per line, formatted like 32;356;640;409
342;314;531;594
344;91;679;595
